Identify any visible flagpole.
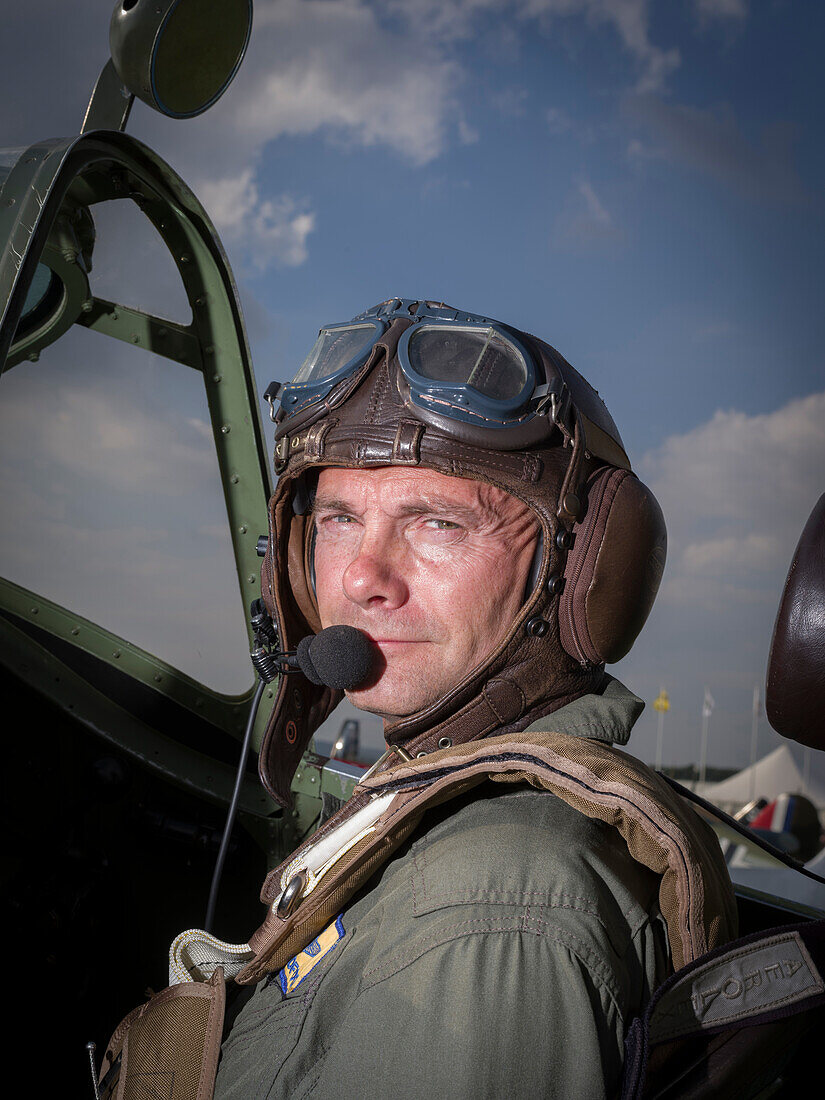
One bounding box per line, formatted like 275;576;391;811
698;687;713;792
698;711;708;791
652;687;670;773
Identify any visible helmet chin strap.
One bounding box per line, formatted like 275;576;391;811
523;409;585;611
524;529;544;601
555;405;588;525
307;524;317;599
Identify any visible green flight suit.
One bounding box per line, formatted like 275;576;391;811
215;679;674;1099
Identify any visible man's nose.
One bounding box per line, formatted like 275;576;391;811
341;528;409;610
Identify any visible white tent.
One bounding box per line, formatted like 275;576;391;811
696;744;825;813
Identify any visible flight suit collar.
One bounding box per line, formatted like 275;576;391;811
523;674;643;746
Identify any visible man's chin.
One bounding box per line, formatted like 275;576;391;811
343;688;409;724
344;680;437;724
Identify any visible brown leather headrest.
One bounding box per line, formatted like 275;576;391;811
766;493;825;750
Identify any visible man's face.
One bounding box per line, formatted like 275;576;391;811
313;466;539;722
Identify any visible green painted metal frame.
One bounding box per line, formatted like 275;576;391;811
0;132;335;856
1;135;275;663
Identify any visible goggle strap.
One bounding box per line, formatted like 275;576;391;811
533;380;574;446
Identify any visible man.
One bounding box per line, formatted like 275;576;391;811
313;467;540;718
212;298;737;1098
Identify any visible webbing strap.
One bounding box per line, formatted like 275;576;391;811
169;928;253;986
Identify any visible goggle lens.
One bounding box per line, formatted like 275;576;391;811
405;325;529;401
292;322;379;386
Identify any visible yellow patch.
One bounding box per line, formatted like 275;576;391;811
278;914;345;994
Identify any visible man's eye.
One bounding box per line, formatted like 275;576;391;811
316;514;355;528
426;519;461;530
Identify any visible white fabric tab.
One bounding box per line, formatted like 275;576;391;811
169;928;254;986
274;791;396;909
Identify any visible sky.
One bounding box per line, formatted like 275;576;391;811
1;0;823;774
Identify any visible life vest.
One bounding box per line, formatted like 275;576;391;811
96;732;760;1098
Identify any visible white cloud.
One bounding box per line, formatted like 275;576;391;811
492;87;529;117
137;0;466;271
186;418;215;443
614;391;822;767
7;1;703;278
0;366;252;691
694;0;747;19
47;387;215;492
553;176;622;248
1;369;218;496
524;0;680;92
627;136;659;161
579;179;611;225
198;170;315;271
392;0;680;91
458;117;481;145
183;0;687;184
229;0;461;166
682;533;779;575
639;392;825;605
546;106;573;134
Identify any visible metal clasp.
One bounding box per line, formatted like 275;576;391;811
264;380;283;422
360;744;413;783
277;868;308;918
534;380;573;445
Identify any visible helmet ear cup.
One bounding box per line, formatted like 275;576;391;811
558;468;666;665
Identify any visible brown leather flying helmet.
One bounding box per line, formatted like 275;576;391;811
258;298;667;805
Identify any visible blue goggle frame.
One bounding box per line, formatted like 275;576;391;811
269;299;545;433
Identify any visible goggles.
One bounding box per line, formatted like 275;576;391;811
265;299;576;451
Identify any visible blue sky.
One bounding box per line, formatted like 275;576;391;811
1;1;823;772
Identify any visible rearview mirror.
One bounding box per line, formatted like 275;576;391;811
109;0;253;119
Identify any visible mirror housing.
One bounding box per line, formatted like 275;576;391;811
109;0;253;120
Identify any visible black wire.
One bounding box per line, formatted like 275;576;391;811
662;773;825;887
204;677;267;934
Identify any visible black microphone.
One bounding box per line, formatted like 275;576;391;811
295;626;374;690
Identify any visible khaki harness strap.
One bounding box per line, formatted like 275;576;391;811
98;732;737;1095
238;731;737;983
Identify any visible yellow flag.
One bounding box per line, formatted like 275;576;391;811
653;689;670;713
